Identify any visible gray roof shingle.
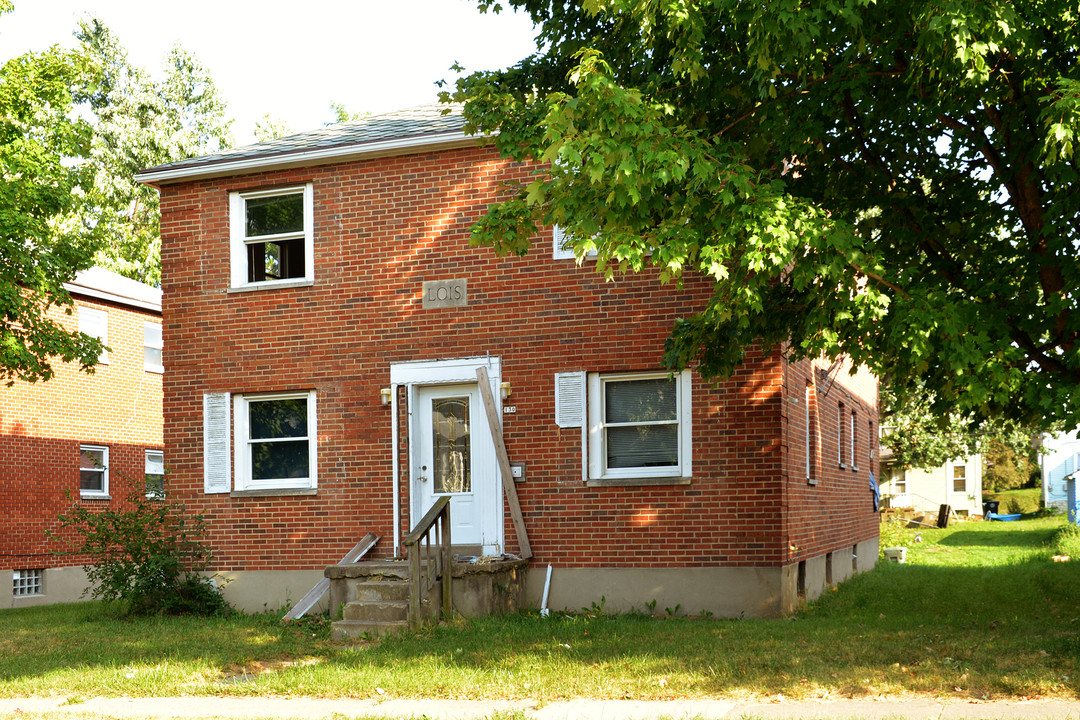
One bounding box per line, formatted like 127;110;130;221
137;104;468;182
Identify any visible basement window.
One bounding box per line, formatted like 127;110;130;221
13;569;43;597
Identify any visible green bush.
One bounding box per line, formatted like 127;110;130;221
983;488;1042;515
50;478;229;616
1051;523;1080;557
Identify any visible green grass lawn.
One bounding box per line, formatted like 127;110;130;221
1;516;1077;702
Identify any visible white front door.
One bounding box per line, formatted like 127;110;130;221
413;383;497;549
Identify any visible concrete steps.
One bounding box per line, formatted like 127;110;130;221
326;560;438;640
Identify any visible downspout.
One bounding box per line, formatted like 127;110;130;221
391;383;400;557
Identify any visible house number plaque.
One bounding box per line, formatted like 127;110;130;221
422;279;468;309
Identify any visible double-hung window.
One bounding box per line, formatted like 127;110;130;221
234;391;317;490
144;322;164;373
146;450;165;498
79;445;109;498
587;371;692;482
230;185;314;289
79;307;109;365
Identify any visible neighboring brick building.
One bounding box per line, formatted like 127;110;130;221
2;268;163;608
137;106;879;616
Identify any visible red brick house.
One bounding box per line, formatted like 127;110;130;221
2;268;163;608
137;106;879;617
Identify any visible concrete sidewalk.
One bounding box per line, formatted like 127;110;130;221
1;696;1078;720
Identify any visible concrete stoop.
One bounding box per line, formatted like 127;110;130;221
325;560;441;640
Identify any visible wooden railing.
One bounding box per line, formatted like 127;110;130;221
401;496;453;628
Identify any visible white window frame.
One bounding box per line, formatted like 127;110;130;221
552;225;599;261
850;410;859;471
79;307;109;365
145;449;165;498
587;370;692;482
143;321;164;373
837;403;846;468
234;391;318;491
79;444;109;498
950;461;967;493
229;184;314;290
805;384;816;485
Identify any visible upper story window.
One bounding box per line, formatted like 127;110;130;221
80;444;109;498
552;225;598;261
229;185;314;290
79;307;109;365
850;409;859;470
143;322;164;373
587;371;692;482
837;403;846;468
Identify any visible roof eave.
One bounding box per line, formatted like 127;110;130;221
135;131;485;186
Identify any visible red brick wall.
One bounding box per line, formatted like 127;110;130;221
0;297;163;570
157;143;878;573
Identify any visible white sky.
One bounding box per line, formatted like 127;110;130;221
0;0;539;144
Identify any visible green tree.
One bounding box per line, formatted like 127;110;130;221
982;437;1038;492
76;18;232;286
0;1;104;383
254;113;293;142
881;382;1038;470
449;0;1080;427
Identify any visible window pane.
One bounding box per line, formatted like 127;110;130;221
249;398;308;439
246;238;305;282
607;425;678;468
245;193;303;237
80;469;104;492
80;448;104;469
251;440;310;480
146;451;164;475
432;397;471;493
605;378;676;424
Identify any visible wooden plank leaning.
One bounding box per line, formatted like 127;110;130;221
476;366;532;559
282;531;379;620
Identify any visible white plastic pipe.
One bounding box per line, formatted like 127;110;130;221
540;564;553;617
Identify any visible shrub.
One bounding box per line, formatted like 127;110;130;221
50;478;229;616
1051;523;1080;558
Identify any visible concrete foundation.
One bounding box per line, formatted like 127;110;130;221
451;557;527;617
211;569;327;614
2;566;92;609
522;539;878;618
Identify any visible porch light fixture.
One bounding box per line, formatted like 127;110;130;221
500;381;512;400
380;387;392;405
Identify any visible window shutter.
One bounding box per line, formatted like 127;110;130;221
552;225;575;260
554;372;585;428
203;392;231;493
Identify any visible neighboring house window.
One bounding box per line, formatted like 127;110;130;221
79;307;109;364
229;185;314;289
234;391;318;490
144;322;164;373
894;471;907;495
12;569;42;597
146;450;165;498
952;463;967;493
79;445;109;498
587;371;692;482
837;403;847;468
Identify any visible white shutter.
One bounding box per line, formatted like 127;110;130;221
552;225;575;260
554;372;586;428
203;392;231;493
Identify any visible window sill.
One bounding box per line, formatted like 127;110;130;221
851;465;860;472
228;279;314;293
586;476;692;488
838;463;848;470
79;494;111;501
230;488;317;498
145;367;164;374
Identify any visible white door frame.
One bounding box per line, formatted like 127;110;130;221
389;356;504;556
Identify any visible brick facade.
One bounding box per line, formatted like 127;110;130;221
1;276;163;606
151;134;879;615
